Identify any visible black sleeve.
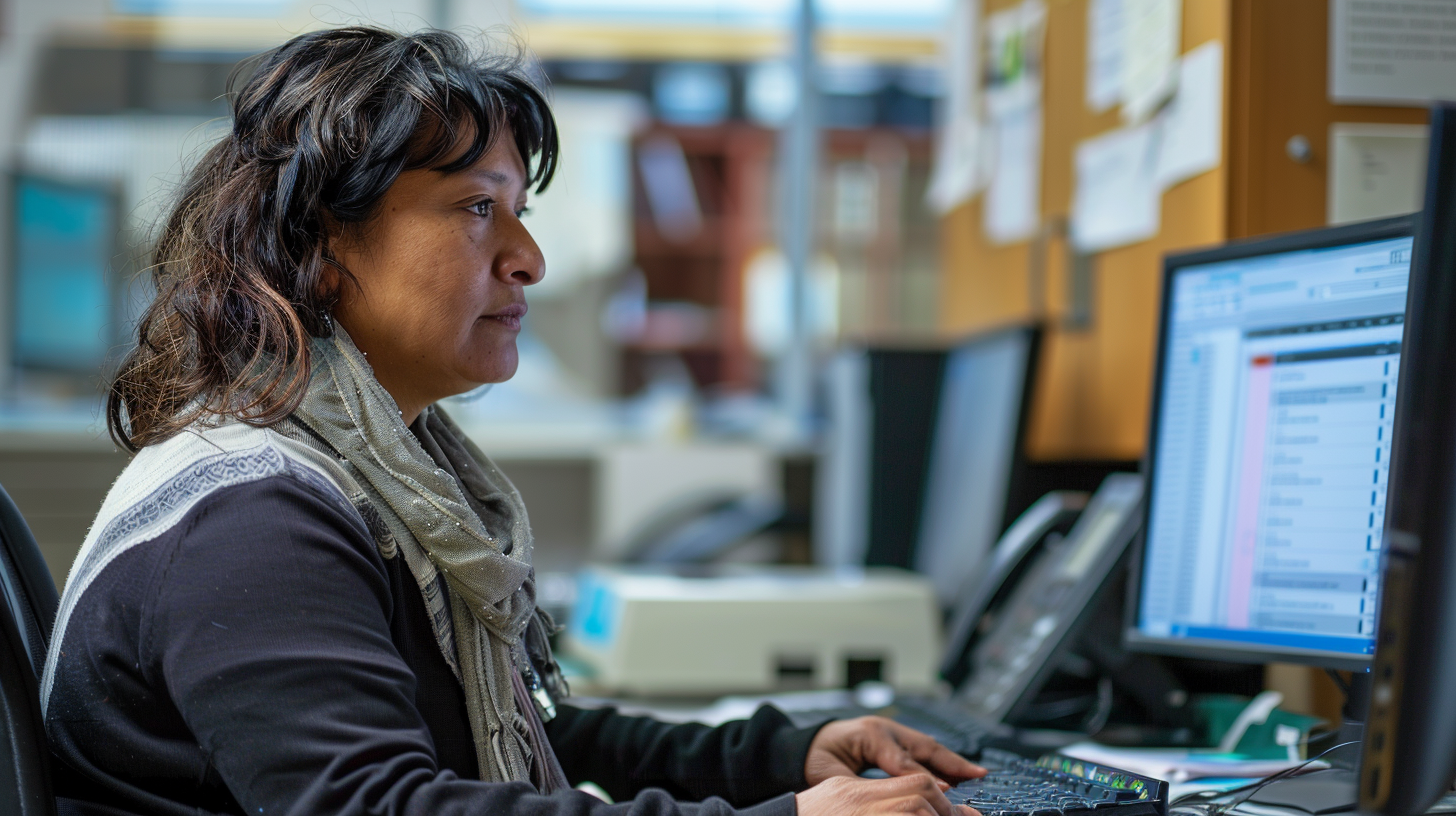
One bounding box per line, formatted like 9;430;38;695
546;704;825;806
143;475;798;816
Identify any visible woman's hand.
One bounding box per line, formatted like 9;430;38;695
795;773;980;816
804;716;986;788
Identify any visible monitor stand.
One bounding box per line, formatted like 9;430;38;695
1242;672;1368;815
1332;671;1371;767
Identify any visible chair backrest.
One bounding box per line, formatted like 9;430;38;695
0;484;58;683
0;483;59;815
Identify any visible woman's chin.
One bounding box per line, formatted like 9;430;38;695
459;347;518;387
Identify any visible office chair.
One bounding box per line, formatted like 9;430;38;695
0;482;59;815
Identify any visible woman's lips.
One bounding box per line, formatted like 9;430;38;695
484;304;526;331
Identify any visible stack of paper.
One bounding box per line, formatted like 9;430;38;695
1059;740;1323;784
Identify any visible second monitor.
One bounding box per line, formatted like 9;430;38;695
815;325;1040;606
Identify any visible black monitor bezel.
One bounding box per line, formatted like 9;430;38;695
1123;213;1416;672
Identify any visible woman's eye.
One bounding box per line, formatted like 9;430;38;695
469;199;494;217
516;206;531;219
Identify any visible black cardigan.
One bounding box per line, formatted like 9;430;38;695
44;472;818;816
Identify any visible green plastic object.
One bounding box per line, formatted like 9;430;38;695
1193;694;1325;759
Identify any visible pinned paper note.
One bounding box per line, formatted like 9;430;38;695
984;0;1046;118
927;0;985;214
1071;40;1223;253
1071;123;1160;252
1120;0;1181;123
982;0;1046;244
985;107;1043;244
1154;40;1223;189
1329;123;1429;225
1331;0;1456;105
1086;0;1125;113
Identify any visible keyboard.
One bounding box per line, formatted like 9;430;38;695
946;749;1168;816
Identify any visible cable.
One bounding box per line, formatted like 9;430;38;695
1169;744;1357;815
1300;727;1342;752
1168;740;1362;816
1017;694;1099;723
1081;677;1115;736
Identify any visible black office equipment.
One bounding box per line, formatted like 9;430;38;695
0;483;59;815
1359;103;1456;816
951;474;1144;725
1104;213;1419;816
912;326;1043;605
622;493;788;564
1125;213;1414;672
816;325;1041;605
940;490;1089;687
787;474;1146;752
946;748;1167;816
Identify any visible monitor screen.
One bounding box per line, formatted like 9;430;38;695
814;327;1037;585
1132;222;1413;667
914;327;1037;606
12;175;117;372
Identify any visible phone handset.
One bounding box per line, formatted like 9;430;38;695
939;490;1089;686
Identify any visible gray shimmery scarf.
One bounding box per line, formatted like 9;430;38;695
283;326;569;791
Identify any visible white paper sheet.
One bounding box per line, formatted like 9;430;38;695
1155;40;1223;190
1060;741;1324;785
1329;123;1429;225
981;0;1046;244
984;105;1043;244
1086;0;1125;113
1071;123;1160;252
927;0;985;214
1119;0;1181;124
1330;0;1456;106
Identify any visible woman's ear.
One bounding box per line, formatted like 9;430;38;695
317;211;355;303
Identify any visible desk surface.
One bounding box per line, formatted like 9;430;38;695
0;402;813;459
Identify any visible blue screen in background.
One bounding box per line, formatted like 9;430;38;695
14;177;115;371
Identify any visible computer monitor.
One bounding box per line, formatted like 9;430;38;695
9;174;119;374
1125;214;1415;671
815;326;1040;594
913;326;1040;605
1360;103;1456;816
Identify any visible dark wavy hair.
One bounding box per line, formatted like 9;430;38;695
106;26;559;452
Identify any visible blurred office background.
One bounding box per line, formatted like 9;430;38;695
0;0;951;580
0;0;1435;718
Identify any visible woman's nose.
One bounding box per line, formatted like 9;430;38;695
497;214;545;286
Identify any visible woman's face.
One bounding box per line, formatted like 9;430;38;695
329;132;544;423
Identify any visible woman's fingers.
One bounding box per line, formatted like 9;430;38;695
796;765;980;816
873;740;950;789
872;771;959;816
886;721;988;782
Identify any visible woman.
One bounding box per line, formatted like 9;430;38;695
41;26;983;816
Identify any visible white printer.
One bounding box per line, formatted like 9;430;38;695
564;565;941;697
